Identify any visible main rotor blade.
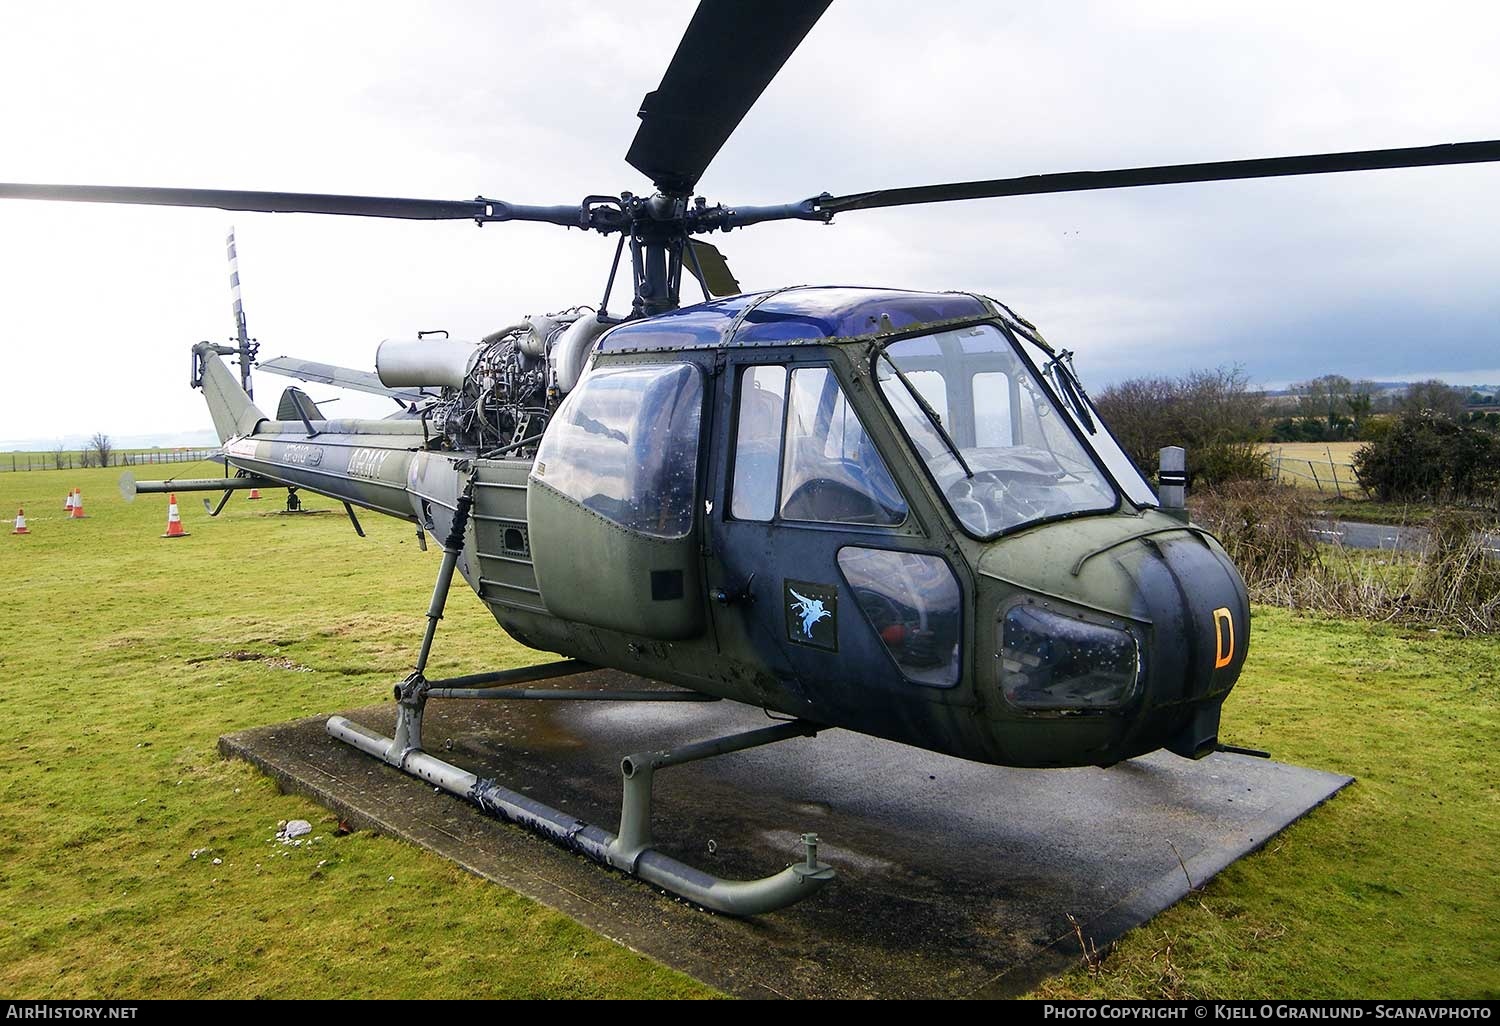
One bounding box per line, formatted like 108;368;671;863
0;183;489;219
0;183;587;226
626;0;830;194
817;140;1500;216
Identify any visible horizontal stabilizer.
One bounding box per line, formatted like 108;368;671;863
260;355;426;404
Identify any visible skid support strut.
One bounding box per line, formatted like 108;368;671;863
324;478;834;915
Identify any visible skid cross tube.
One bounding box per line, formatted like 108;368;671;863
325;712;834;916
425;687;720;701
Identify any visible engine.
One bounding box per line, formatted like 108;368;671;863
375;307;612;457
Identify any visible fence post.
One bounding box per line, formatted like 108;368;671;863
1326;446;1342;498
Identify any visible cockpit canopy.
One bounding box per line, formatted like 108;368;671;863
876;322;1156;537
552;287;1158;543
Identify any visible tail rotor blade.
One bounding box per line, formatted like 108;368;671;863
227;227;248;344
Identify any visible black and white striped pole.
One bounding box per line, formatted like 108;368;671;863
1159;445;1188;521
226;227;256;398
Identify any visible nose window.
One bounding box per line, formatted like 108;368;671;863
838;547;961;687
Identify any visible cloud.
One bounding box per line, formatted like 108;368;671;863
0;0;1497;439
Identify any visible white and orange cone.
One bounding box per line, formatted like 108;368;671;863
162;493;190;538
11;508;30;535
70;489;87;519
247;487;263;500
64;489;75;512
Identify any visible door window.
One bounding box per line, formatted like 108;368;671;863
838;547;961;687
729;365;787;521
780;367;906;526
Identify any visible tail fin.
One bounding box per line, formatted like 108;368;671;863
193;342;267;443
276;386;327;421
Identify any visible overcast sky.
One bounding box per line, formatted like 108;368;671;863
1;0;1497;443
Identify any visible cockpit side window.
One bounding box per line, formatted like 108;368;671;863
779;367;907;526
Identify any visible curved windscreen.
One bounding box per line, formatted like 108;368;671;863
876;324;1128;537
532;363;702;538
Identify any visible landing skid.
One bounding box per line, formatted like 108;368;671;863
325;482;835;916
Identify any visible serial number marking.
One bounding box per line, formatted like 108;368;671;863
1213;606;1235;669
280;443;323;467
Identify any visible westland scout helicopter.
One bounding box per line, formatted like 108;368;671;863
6;1;1499;915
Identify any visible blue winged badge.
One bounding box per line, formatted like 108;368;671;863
784;579;838;651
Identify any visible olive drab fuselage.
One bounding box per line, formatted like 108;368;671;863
203;287;1250;771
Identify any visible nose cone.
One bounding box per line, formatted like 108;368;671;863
974;515;1251;767
1127;531;1250;757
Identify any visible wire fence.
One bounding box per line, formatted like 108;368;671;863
0;448;220;472
1268;447;1367;498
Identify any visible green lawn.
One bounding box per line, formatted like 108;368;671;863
0;464;713;998
0;466;1495;998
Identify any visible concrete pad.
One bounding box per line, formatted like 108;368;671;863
220;669;1351;999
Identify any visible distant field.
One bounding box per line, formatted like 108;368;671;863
1;466;1496;998
1264;441;1364;495
1;447;217;474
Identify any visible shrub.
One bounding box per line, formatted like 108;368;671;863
1194;479;1500;633
1352;411;1500;507
1410;510;1500;618
1193;480;1318;588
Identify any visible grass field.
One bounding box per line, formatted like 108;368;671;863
1;465;1497;998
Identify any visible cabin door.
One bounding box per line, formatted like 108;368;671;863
707;357;945;720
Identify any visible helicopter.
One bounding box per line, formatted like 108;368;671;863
4;1;1499;916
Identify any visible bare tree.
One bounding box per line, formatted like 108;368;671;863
1291;374;1353;431
90;432;113;468
53;442;66;470
1348;379;1379;433
1402;380;1466;420
1094;365;1267;485
78;449;95;468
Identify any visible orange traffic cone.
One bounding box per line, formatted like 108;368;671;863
70;489;87;519
64;488;75;512
162;493;190;538
247;488;263;500
11;508;30;535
